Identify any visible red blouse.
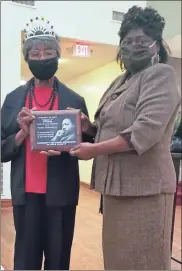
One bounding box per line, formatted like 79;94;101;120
25;86;58;193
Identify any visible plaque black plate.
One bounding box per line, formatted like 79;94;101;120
30;109;82;151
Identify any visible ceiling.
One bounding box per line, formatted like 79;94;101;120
21;37;118;83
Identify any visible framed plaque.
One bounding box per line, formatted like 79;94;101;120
30;109;82;152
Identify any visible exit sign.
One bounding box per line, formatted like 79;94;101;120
73;44;91;57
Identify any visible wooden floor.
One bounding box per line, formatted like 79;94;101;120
1;187;181;270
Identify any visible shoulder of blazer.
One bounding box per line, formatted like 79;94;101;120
110;72;127;87
139;63;179;97
138;63;180;108
5;82;30;102
140;63;176;79
56;78;84;102
98;72;128;105
4;83;29;105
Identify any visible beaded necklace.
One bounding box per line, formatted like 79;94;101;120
28;79;58;110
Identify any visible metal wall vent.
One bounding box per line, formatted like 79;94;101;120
12;1;35;6
112;10;125;23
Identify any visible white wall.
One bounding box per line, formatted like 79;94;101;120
35;1;146;44
1;0;146;199
168;57;181;90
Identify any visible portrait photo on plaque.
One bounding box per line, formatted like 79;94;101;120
30;109;82;151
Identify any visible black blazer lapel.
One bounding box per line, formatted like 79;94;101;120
16;83;30;107
94;71;129;119
57;79;73;110
2;82;30;134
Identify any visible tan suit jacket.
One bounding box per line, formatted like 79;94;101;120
90;63;181;196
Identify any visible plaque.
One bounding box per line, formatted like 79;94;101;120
30;109;82;151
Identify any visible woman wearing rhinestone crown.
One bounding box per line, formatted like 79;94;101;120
1;17;93;270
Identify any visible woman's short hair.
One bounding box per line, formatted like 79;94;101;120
22;34;60;62
117;5;171;68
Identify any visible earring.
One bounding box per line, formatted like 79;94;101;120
151;53;159;66
156;53;160;63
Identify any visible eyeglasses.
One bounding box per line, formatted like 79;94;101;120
28;49;57;59
121;36;154;47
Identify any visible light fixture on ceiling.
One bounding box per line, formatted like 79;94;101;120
20;80;27;85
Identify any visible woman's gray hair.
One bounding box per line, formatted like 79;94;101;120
22;35;60;62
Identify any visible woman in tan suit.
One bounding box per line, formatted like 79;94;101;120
70;6;181;270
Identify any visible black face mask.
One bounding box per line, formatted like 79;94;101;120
120;41;157;73
28;57;58;80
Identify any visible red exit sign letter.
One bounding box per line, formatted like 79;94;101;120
73;44;91;57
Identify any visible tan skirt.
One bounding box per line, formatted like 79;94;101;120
102;194;174;270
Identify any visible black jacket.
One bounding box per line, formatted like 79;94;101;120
174;118;182;139
1;78;93;206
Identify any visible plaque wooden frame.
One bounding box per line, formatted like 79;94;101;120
30;109;82;152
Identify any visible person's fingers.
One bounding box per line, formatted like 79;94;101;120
69;149;79;156
70;144;81;152
67;107;83;113
22;107;32;113
40;151;50;155
18;110;32;119
66;107;75;110
48;150;61;155
40;150;61;156
81;112;88;119
16;116;21;123
21;106;36;112
21;107;33;115
18;107;35;118
67;107;87;120
21;116;35;123
17;111;24;118
18;117;32;135
20;122;29;134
